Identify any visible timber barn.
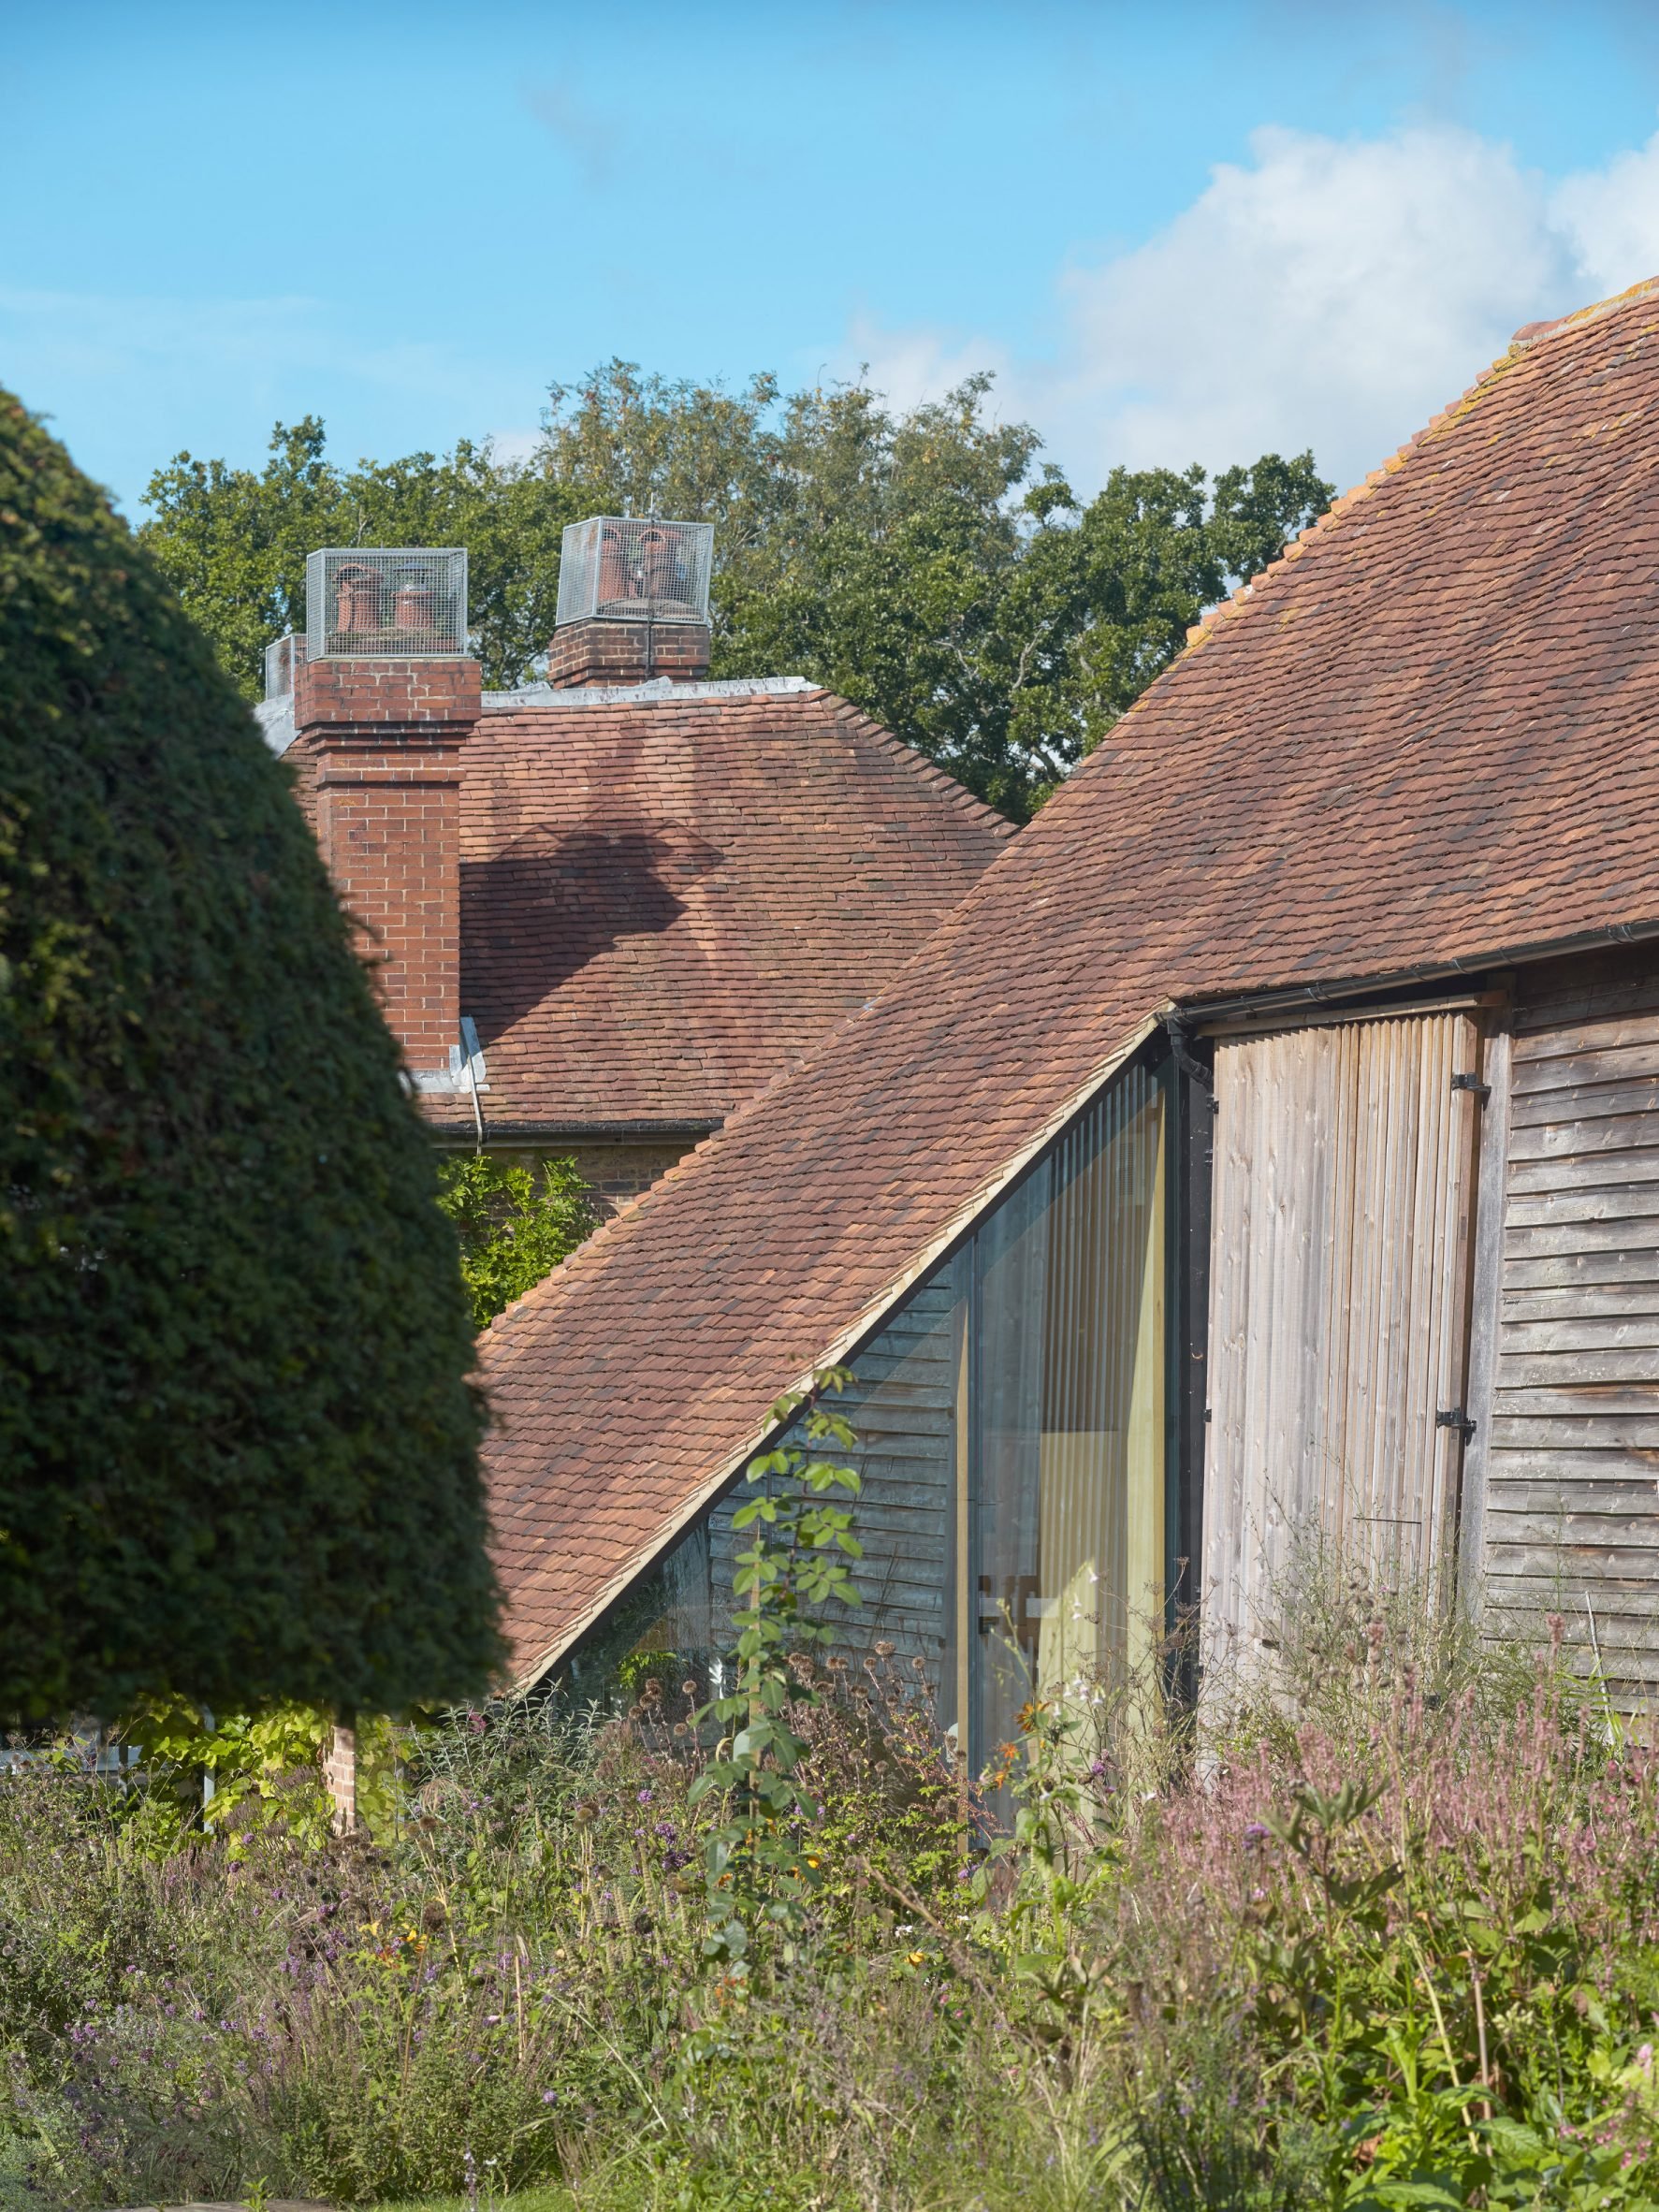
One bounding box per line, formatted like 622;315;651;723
474;278;1659;1752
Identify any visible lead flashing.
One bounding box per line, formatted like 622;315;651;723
481;675;819;713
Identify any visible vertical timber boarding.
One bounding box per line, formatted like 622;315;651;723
1200;1010;1484;1676
1474;967;1659;1706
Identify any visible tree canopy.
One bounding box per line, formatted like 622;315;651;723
0;390;502;1722
435;1155;595;1331
142;366;1331;819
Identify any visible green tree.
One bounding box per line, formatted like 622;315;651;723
690;1369;864;1974
0;389;502;1723
140;369;1331;820
141;418;581;695
435;1155;596;1329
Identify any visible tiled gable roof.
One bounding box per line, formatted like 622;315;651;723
452;685;1011;1132
480;279;1659;1685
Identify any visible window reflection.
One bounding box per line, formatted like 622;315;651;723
974;1061;1168;1766
562;1054;1171;1782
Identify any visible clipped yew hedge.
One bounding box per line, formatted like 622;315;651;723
0;391;502;1720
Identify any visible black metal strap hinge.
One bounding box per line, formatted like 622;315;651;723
1450;1072;1491;1101
1436;1406;1477;1440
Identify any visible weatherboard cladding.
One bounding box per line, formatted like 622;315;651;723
431;687;1011;1138
481;277;1659;1687
1477;962;1659;1700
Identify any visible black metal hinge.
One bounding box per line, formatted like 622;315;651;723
1450;1072;1491;1101
1436;1406;1477;1440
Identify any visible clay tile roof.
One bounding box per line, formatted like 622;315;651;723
480;278;1659;1686
451;683;1011;1135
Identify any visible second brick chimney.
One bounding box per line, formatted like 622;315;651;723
546;615;710;689
293;654;480;1082
548;516;714;689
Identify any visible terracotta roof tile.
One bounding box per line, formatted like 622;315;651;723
451;686;1011;1133
479;281;1659;1684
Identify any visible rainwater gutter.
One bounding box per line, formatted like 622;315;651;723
1167;914;1659;1033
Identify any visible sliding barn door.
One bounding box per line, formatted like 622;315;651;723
1202;1011;1484;1671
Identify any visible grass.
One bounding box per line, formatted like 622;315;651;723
5;1557;1659;2210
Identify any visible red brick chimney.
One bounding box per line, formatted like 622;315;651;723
546;616;710;689
548;516;714;688
292;656;480;1079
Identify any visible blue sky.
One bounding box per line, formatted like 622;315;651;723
8;0;1659;514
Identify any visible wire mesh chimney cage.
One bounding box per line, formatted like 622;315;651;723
556;517;714;627
305;547;469;661
263;630;307;700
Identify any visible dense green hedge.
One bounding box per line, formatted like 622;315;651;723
0;390;502;1720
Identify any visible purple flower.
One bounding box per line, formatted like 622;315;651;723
542;2089;559;2103
637;1787;653;1804
1243;1823;1270;1849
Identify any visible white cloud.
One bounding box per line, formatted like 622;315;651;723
836;313;1014;416
1552;134;1659;298
841;123;1659;499
482;427;545;468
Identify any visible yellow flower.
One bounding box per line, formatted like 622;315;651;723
907;1950;927;1967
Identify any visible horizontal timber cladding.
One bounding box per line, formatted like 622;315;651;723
706;1261;957;1691
1478;961;1659;1702
1201;1011;1482;1679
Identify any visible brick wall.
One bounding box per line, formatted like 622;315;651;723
546;618;710;689
566;1139;697;1215
294;659;480;1075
